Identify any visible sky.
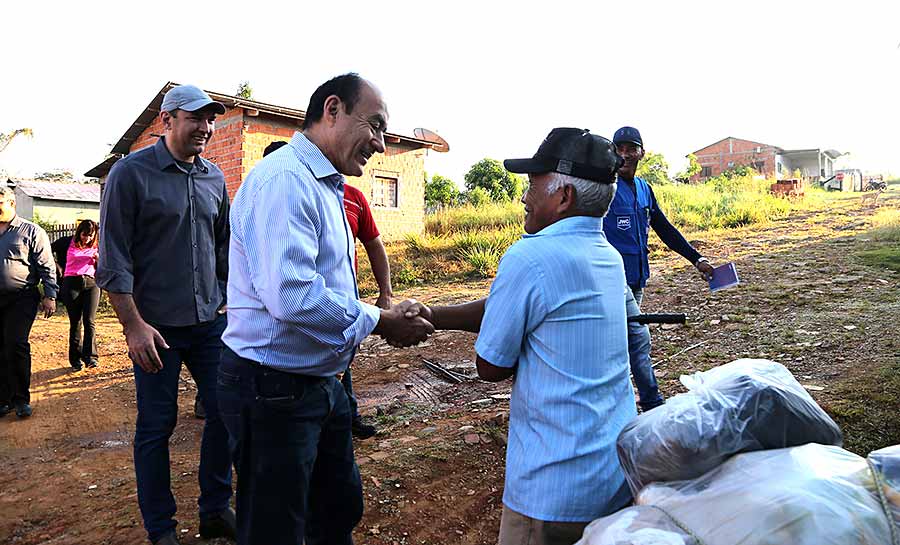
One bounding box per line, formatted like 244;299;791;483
2;0;899;187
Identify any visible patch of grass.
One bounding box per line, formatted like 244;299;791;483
857;247;900;273
825;360;900;455
461;247;501;278
426;201;523;235
855;211;900;272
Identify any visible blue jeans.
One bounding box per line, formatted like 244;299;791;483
132;314;232;542
340;366;360;420
218;348;363;545
626;287;664;410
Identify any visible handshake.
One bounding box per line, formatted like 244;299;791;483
374;299;434;348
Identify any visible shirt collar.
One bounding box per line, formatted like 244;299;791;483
525;215;604;238
153;137;209;174
289;132;341;184
8;215;23;228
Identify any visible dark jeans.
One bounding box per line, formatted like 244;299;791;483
61;275;100;366
132;314;232;542
218;348;364;545
627;286;664;410
340;366;361;420
0;288;39;406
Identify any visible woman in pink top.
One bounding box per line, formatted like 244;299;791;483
54;220;100;370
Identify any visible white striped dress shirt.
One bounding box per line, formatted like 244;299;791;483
222;132;380;375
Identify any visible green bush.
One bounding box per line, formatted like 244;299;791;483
461;247;502;277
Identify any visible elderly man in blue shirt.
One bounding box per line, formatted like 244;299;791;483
406;128;636;545
218;73;434;545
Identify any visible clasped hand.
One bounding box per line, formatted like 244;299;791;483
378;299;434;348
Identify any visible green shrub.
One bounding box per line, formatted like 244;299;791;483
461;247;502;278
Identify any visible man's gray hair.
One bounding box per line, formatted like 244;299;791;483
545;172;616;217
0;186;15;200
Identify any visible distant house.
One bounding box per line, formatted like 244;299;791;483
85;82;446;239
7;179;100;224
689;137;843;186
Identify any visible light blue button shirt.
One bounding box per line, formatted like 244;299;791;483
475;215;637;522
222;132;380;375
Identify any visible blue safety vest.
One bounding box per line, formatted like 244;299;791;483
602;176;654;288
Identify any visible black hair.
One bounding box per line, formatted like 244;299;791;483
263;141;289;157
301;73;364;130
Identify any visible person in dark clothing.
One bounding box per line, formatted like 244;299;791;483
0;186;58;419
602;126;715;412
52;219;100;371
97;84;234;545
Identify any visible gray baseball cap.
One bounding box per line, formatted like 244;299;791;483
161;84;226;114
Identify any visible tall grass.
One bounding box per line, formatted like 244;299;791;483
653;176;793;231
426;201;523;235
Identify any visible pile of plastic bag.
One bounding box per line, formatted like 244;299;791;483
616;359;843;494
575;359;899;545
578;443;900;545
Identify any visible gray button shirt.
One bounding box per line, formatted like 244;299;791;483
0;215;58;298
97;137;229;327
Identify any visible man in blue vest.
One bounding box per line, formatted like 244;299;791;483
603;126;715;412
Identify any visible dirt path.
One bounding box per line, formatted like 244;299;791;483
1;194;898;544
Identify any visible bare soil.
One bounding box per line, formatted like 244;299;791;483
1;194;898;545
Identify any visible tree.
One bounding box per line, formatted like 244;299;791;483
465;187;490;207
236;81;253;99
0;128;33;154
35;170;75;182
636;150;670;185
424;174;459;208
677;153;702;181
464;158;525;202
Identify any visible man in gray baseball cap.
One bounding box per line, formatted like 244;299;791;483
97;83;233;544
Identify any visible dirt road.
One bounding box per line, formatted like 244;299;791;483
1;195;898;544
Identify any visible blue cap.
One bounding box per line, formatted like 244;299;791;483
613;126;643;147
161;84;226;114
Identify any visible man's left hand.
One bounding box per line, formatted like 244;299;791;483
375;293;392;310
40;297;56;319
696;260;714;281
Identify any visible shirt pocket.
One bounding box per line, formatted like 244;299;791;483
4;240;29;261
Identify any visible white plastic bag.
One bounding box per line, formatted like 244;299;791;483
616;359;842;495
578;443;900;545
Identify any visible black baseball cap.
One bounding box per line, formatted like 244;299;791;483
613;126;643;147
504;128;623;184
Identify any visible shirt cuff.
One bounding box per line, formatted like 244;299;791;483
353;301;381;343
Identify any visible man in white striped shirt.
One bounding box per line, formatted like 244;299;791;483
219;73;433;545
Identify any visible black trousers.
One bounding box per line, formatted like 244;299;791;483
0;288;39;406
60;275;100;366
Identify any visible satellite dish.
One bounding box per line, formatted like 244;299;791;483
413;128;450;153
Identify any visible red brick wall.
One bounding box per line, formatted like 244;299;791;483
690;137;778;181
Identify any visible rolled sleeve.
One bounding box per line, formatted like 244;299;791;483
242;173;379;355
475;247;546;368
96;162;136;294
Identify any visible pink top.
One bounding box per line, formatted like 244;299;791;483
65;241;98;277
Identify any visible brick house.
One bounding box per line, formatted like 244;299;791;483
86;82;444;238
689;136;843;185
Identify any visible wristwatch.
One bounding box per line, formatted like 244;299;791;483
694;257;710;266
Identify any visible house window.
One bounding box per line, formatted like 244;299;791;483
701;166;712;178
752;161;765;173
372;175;399;208
777;162;783;174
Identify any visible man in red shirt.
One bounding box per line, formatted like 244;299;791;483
264;140;393;438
